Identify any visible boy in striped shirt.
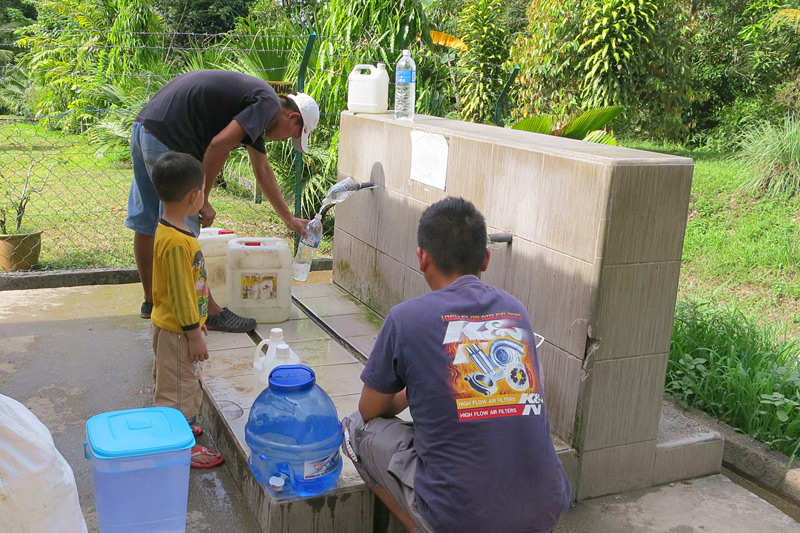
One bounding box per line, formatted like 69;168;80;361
151;152;223;468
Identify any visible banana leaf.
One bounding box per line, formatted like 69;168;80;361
582;129;618;145
560;106;623;139
511;115;555;135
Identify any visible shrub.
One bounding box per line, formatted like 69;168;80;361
735;116;800;197
457;0;509;124
509;0;689;140
667;299;800;459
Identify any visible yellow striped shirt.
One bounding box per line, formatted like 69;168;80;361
151;221;209;332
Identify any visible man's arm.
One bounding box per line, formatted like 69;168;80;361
246;145;308;236
358;385;408;422
199;120;247;227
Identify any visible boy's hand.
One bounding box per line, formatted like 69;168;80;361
187;328;209;363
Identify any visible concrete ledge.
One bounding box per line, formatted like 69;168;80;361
663;397;800;507
0;267;140;291
201;386;378;533
0;258;333;291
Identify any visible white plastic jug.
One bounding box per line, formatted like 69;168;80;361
348;63;389;113
226;237;292;323
254;328;286;390
255;343;301;391
198;227;238;307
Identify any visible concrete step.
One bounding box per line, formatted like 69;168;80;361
654;400;724;486
201;281;578;531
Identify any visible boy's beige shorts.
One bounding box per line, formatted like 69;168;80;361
152;324;202;421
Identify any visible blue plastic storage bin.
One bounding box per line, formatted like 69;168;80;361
85;407;195;532
245;364;343;497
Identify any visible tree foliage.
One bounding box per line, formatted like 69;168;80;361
15;0;168;131
576;0;657;108
456;0;509;124
157;0;255;37
510;0;689;140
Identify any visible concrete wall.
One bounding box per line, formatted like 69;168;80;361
333;111;694;499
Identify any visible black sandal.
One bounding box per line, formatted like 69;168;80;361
205;308;256;333
140;301;153;319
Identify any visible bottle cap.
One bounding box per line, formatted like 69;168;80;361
276;343;290;358
269;476;285;490
269;364;315;393
402;49;410;55
270;328;284;341
378;62;386;68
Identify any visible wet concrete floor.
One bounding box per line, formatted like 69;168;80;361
2;279;800;532
0;284;260;532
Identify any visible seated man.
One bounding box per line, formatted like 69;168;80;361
342;197;571;533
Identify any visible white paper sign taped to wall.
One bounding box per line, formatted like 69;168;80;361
409;131;449;190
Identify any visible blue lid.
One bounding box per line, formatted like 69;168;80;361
85;407;195;459
269;364;316;393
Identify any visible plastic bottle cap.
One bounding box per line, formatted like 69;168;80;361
269;476;285;490
244;241;261;246
276;343;290;357
270;328;284;341
219;229;234;234
402;49;410;55
269;364;315;393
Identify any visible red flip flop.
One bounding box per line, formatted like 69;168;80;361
191;425;203;437
190;444;224;469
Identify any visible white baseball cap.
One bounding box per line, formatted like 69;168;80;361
287;92;319;154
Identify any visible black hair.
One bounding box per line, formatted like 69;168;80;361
151;152;205;203
417;197;487;276
279;93;304;127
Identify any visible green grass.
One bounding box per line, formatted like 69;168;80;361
624;140;800;338
626;139;800;458
667;299;800;459
0;119;327;270
735;117;800;197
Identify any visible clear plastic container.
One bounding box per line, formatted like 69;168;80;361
84;407;194;532
292;214;322;282
394;50;416;120
227;237;292;323
198;227;238;307
253;327;284;390
253;332;301;392
245;365;343;498
348;63;389;113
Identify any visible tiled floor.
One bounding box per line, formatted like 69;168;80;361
202;283;386;491
202;280;569;500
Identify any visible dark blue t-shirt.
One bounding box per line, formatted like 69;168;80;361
137;70;280;161
361;275;571;533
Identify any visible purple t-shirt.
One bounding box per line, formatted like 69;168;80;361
137;70;280;161
361;275;570;533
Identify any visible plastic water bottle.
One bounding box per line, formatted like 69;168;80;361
292;214;322;282
245;365;343;497
394;49;416;120
319;177;374;212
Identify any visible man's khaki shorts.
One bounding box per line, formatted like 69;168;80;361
341;411;435;533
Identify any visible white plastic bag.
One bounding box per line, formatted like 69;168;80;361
0;393;88;533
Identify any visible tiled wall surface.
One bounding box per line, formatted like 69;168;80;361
334;111;694;499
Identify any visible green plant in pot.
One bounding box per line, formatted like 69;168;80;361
0;162;52;271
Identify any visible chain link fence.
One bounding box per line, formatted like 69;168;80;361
0;28;517;274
